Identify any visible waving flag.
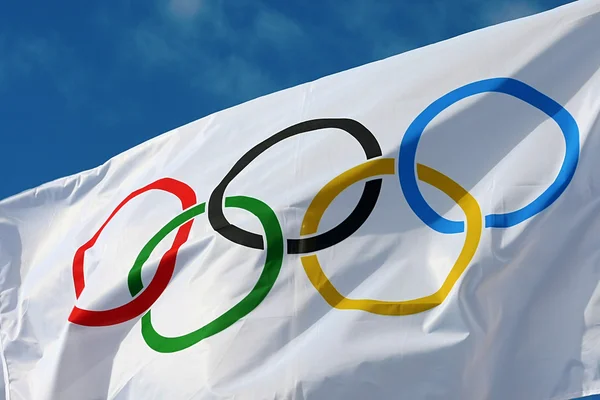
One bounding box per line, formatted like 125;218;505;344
1;1;600;399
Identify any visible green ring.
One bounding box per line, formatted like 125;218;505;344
127;195;284;353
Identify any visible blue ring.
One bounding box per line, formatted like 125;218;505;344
398;77;579;234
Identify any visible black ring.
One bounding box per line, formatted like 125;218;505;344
207;118;383;253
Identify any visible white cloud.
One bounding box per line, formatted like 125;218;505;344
191;54;276;101
253;8;305;48
131;26;180;65
0;35;57;78
120;0;288;103
0;34;68;92
167;0;203;19
116;0;568;108
480;0;546;26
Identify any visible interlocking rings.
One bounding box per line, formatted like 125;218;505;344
69;78;579;352
207;118;383;254
132;196;283;353
69;178;196;327
299;158;481;315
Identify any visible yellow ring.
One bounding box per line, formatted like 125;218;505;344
299;158;482;315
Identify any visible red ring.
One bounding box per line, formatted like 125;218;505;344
68;178;197;327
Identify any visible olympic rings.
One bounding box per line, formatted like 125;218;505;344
299;158;481;315
399;77;579;234
69;178;197;327
207;118;383;254
69;77;580;352
129;196;283;353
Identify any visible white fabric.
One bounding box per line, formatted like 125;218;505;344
1;1;600;399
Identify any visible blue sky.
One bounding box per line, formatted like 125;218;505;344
1;1;599;399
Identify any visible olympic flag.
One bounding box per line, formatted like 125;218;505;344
1;1;600;399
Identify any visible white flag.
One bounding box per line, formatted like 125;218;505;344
1;1;600;399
